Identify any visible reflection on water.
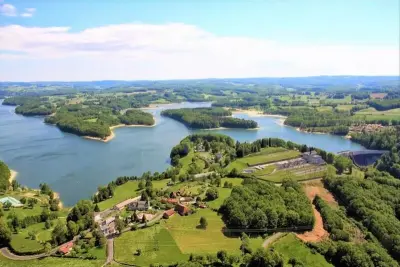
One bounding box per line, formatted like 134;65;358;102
0;101;364;205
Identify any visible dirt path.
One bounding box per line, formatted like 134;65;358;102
106;238;114;265
296;180;333;242
262;232;284;248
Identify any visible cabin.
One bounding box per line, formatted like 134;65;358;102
163;209;175;219
175;203;190;216
127;200;149;211
58;241;74;255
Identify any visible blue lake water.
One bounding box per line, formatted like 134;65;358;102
0;101;364;205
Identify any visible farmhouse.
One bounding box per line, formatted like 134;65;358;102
163;209;175;219
0;196;23;207
175;203;190;216
100;217;116;236
179;197;195;205
58;241;74;255
113;197;140;211
162;198;179;204
127;200;150;211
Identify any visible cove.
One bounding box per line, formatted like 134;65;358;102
0;101;364;206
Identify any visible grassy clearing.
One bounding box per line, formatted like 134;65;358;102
272;234;333;267
335;105;353;111
164;209;242;254
0;254;103;267
97;179;169;210
88;246;106;260
114;224;187;266
207;178;243;210
316;106;333;112
354;107;400;121
10;219;61;254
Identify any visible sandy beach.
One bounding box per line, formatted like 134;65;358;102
9;170;17;184
84;119;157;143
231;109;287;119
53;192;64;209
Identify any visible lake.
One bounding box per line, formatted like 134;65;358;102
0;101;364;205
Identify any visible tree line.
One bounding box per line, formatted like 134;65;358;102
0;160;11;193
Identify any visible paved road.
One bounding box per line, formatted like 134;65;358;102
262;232;285;248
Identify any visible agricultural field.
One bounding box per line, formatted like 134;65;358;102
114;224;188;266
354;107;400;121
0;255;103;267
272;234;333;267
335;105;353;111
207;178;243;209
164;208;263;255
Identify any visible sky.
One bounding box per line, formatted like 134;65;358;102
0;0;399;81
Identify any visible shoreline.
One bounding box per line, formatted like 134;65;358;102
9;170;17;184
231;108;287;119
84;121;157;143
9;169;65;209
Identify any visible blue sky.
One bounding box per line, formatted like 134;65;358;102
0;0;399;81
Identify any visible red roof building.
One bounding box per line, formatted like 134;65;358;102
58;241;74;255
163;209;175;219
175;203;190;216
162;198;179;204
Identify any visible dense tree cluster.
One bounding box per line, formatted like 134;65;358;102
351;127;399;150
309;239;399;267
313;196;349;241
118;109;155;125
3;96;55;116
351;127;400;178
220;179;314;230
324;171;400;260
161;108;257;129
0;160;11;193
368;99;400;111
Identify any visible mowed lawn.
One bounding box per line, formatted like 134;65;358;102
258;166;326;183
272;234;333;267
0;255;103;267
164;209;244;255
114;224;187;266
98;179;169;210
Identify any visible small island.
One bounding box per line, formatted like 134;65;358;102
161;107;258;129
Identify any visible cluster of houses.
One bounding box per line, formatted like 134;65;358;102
161;190;206;218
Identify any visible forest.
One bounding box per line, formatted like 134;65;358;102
324;169;400;261
368;99;400;111
219;179;314;230
161;108;258;129
351;127;400;178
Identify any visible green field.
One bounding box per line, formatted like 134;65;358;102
316;106;333;112
114;224;187;266
272;234;333;267
335;105;354;111
354;107;400;121
234;149;300;167
207;178;243;210
97;179;169;210
0;255;103;267
163;208;264;255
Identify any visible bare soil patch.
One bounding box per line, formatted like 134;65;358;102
296;205;328;242
302;179;337;206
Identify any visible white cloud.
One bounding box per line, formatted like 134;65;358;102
0;3;17;16
20;7;36;17
0;23;398;81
